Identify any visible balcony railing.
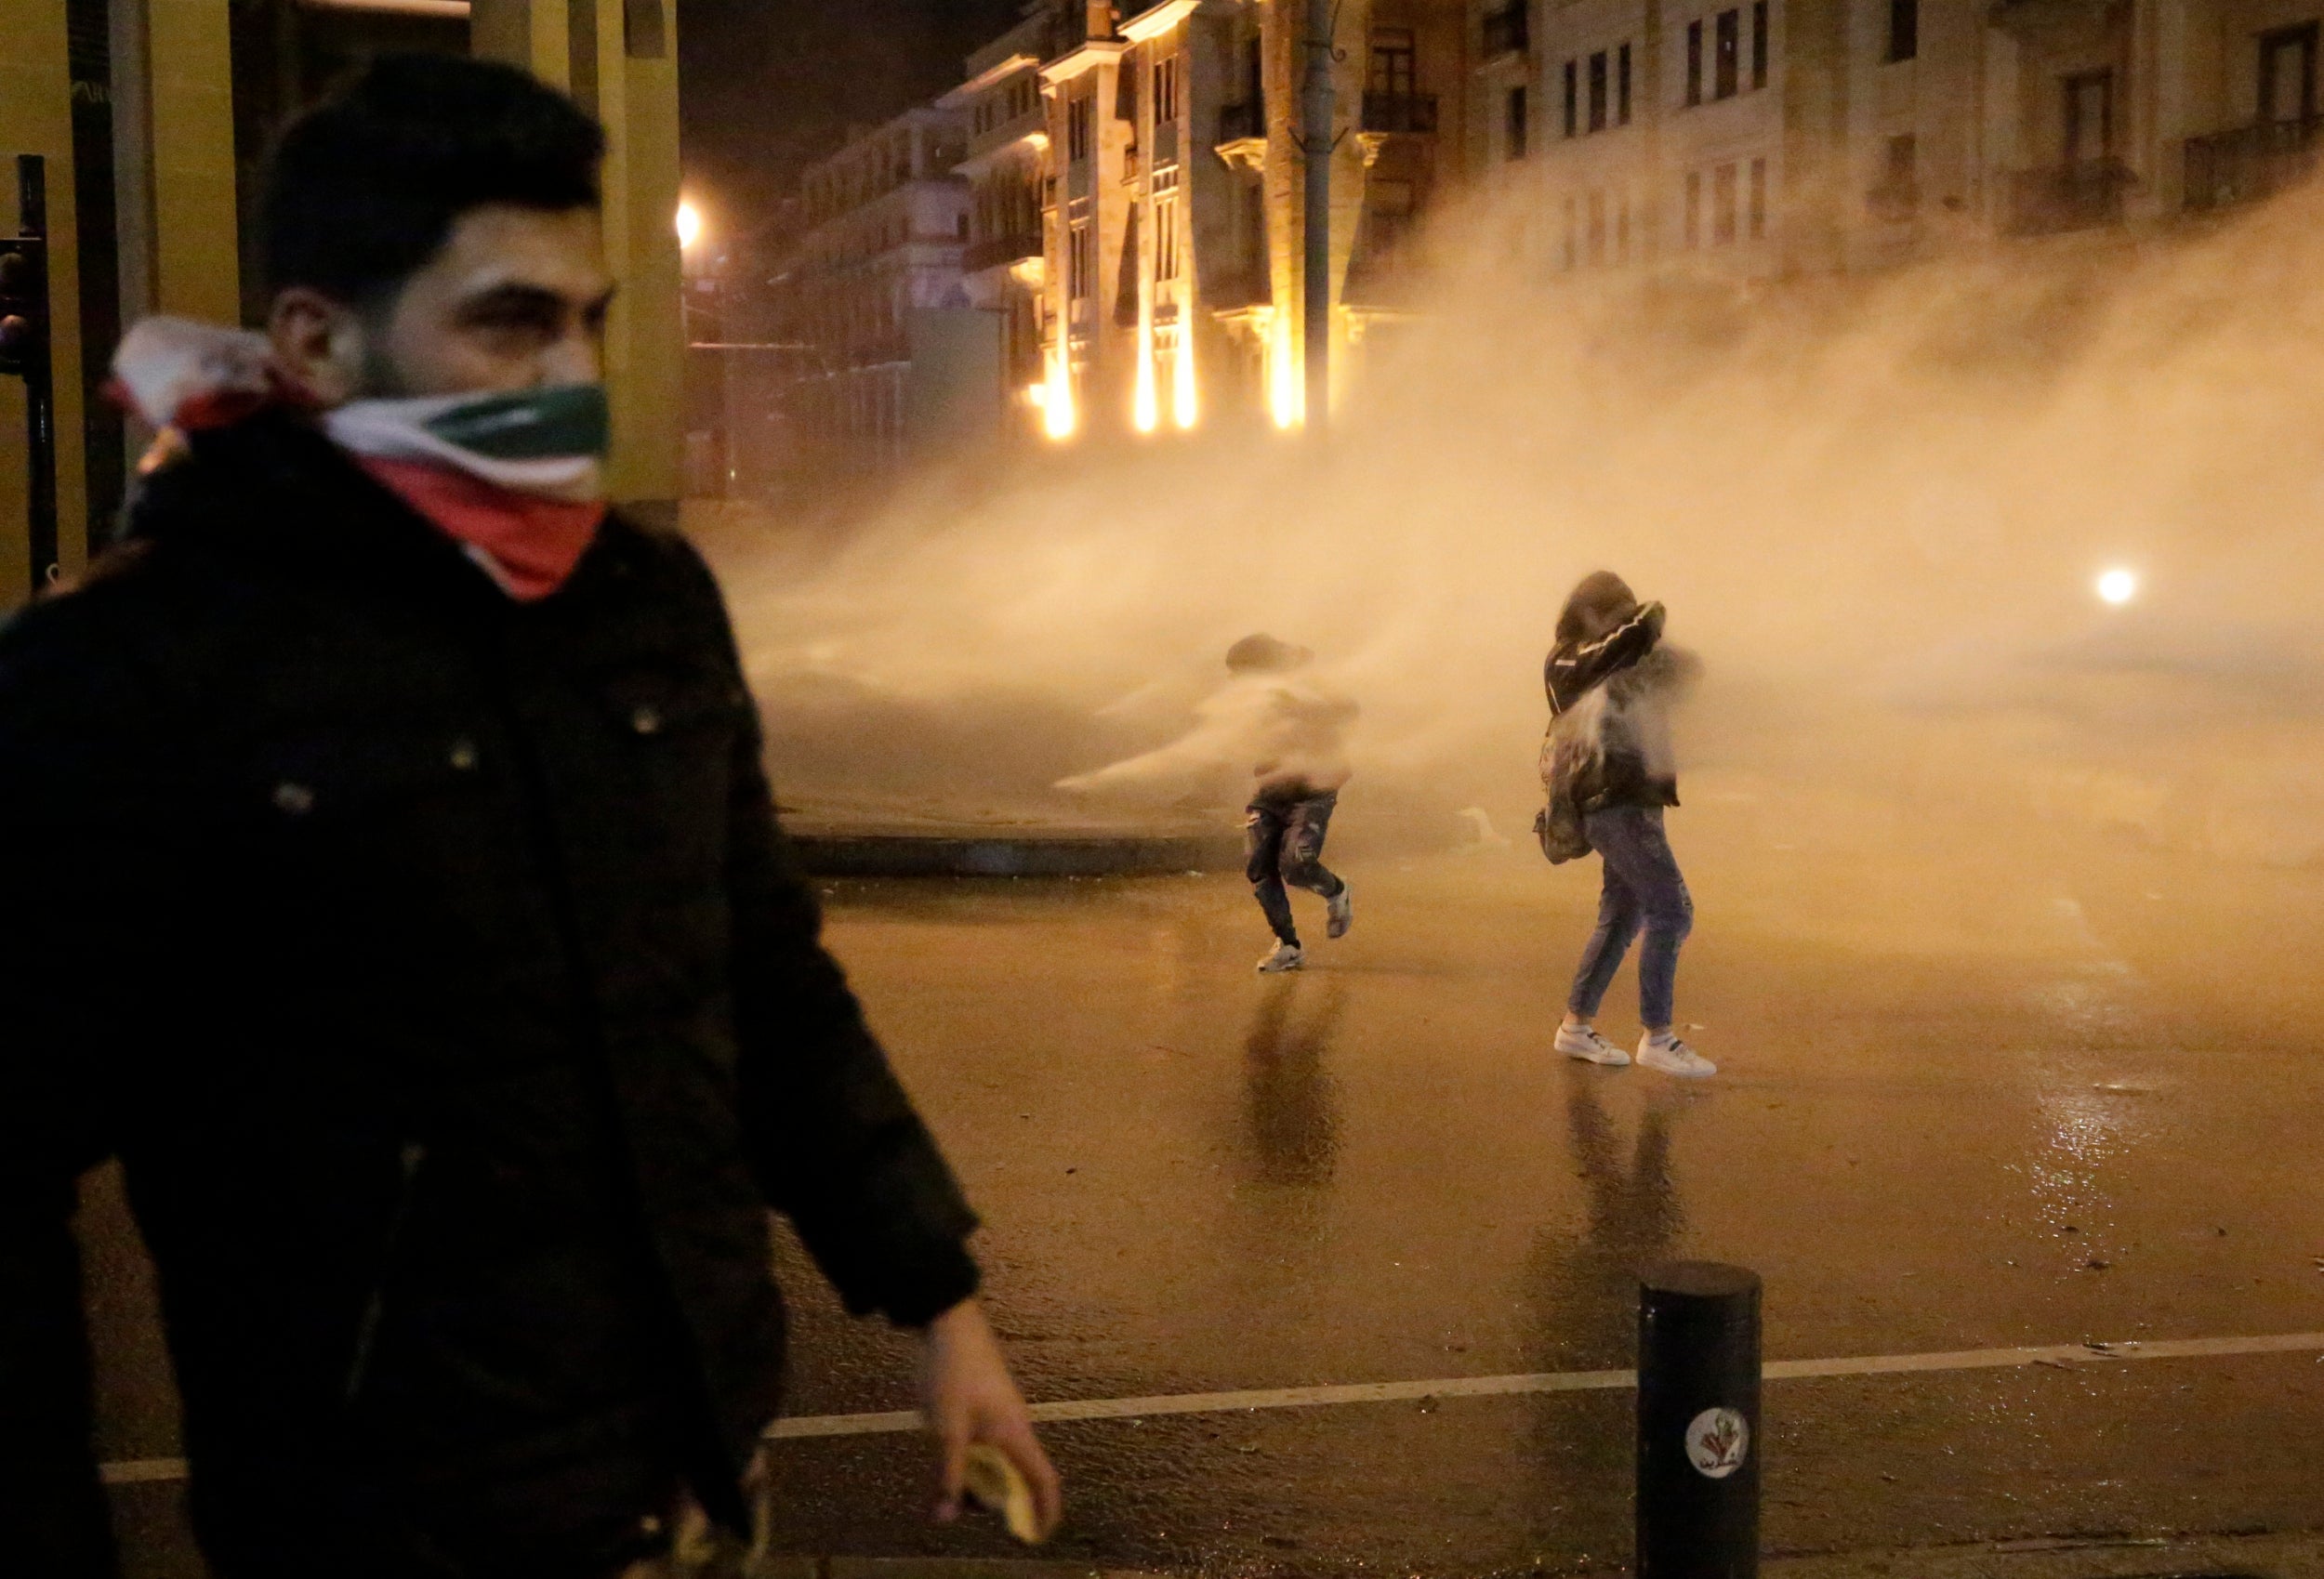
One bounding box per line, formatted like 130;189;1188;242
1203;261;1271;311
1361;91;1440;135
2185;115;2324;211
1217;99;1264;144
2003;158;2133;236
963;231;1042;272
1483;4;1530;58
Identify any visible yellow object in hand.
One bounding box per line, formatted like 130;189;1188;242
963;1444;1046;1545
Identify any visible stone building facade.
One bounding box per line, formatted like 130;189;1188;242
922;0;1474;444
1465;0;2322;276
776;106;984;474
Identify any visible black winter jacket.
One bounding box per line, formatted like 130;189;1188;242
1542;601;1683;812
0;415;980;1578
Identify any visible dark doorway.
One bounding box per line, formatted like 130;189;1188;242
2258;21;2319;123
2062;68;2114;164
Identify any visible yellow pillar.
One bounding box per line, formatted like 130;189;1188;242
141;0;242;322
473;0;682;507
0;0;88;606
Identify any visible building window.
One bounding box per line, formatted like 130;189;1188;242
1686;21;1704;105
1067;89;1095;162
1684;169;1703;245
1562;195;1578;270
2259;23;2320;122
1752;3;1769;87
1508;85;1529;159
1565;59;1579;135
1715;9;1740;99
1586;190;1607;264
1749;156;1768;236
2062;72;2112;163
1369;28;1417;97
1617;191;1632;259
1619;43;1634;123
1155;50;1182;124
1589;52;1609;131
1713;162;1738;242
1155;168;1182;280
1886;0;1918;62
1069;220;1094;298
1871;132;1918;217
1367;178;1418;271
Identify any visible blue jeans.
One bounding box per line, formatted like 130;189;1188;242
1246;791;1343;946
1567;804;1693;1030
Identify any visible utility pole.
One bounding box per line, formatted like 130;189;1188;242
1299;0;1335;436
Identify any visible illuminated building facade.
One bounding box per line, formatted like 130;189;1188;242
1468;0;2324;276
988;0;1472;441
777;107;988;475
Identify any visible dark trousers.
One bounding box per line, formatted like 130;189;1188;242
1246;791;1344;947
1566;804;1693;1029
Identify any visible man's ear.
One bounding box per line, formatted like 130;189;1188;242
268;286;367;407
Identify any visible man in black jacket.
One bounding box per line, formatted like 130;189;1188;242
0;57;1059;1579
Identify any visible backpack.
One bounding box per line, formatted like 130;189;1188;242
1535;721;1593;864
1534;793;1592;863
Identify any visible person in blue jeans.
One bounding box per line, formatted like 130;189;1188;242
1541;572;1714;1077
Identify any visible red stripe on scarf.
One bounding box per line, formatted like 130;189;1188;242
357;456;605;601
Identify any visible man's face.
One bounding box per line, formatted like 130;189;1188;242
272;203;615;404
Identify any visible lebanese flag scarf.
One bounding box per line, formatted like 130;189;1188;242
112;317;610;601
323;385;611;601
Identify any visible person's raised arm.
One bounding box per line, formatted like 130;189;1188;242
1547;601;1666;715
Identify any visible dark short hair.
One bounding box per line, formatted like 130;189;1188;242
263;54;604;305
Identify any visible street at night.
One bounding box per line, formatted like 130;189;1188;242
733;804;2324;1573
13;0;2324;1574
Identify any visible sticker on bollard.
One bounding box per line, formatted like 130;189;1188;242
1684;1407;1750;1479
1638;1261;1762;1579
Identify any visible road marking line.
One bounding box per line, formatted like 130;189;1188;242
97;1329;2324;1481
764;1330;2324;1441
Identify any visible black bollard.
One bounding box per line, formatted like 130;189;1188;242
1637;1260;1761;1579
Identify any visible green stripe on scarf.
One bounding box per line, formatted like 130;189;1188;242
421;384;611;461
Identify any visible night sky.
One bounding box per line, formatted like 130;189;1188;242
679;0;1027;252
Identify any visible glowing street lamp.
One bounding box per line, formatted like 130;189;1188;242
2096;567;2138;606
676;202;703;250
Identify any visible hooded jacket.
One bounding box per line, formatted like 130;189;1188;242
1541;593;1697;813
0;414;980;1578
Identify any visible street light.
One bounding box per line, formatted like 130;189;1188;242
676;202;703;250
2096;567;2138;606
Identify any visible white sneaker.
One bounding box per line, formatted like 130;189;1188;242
1554;1024;1631;1066
1326;886;1353;940
1257;942;1305;973
1638;1033;1717;1078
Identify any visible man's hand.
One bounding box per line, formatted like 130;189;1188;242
919;1299;1063;1540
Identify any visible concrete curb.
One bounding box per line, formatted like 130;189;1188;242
786;829;1239;879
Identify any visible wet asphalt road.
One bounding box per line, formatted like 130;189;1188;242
747;797;2324;1574
87;789;2324;1575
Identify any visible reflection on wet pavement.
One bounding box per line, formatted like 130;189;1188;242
745;836;2324;1571
1242;978;1344;1189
